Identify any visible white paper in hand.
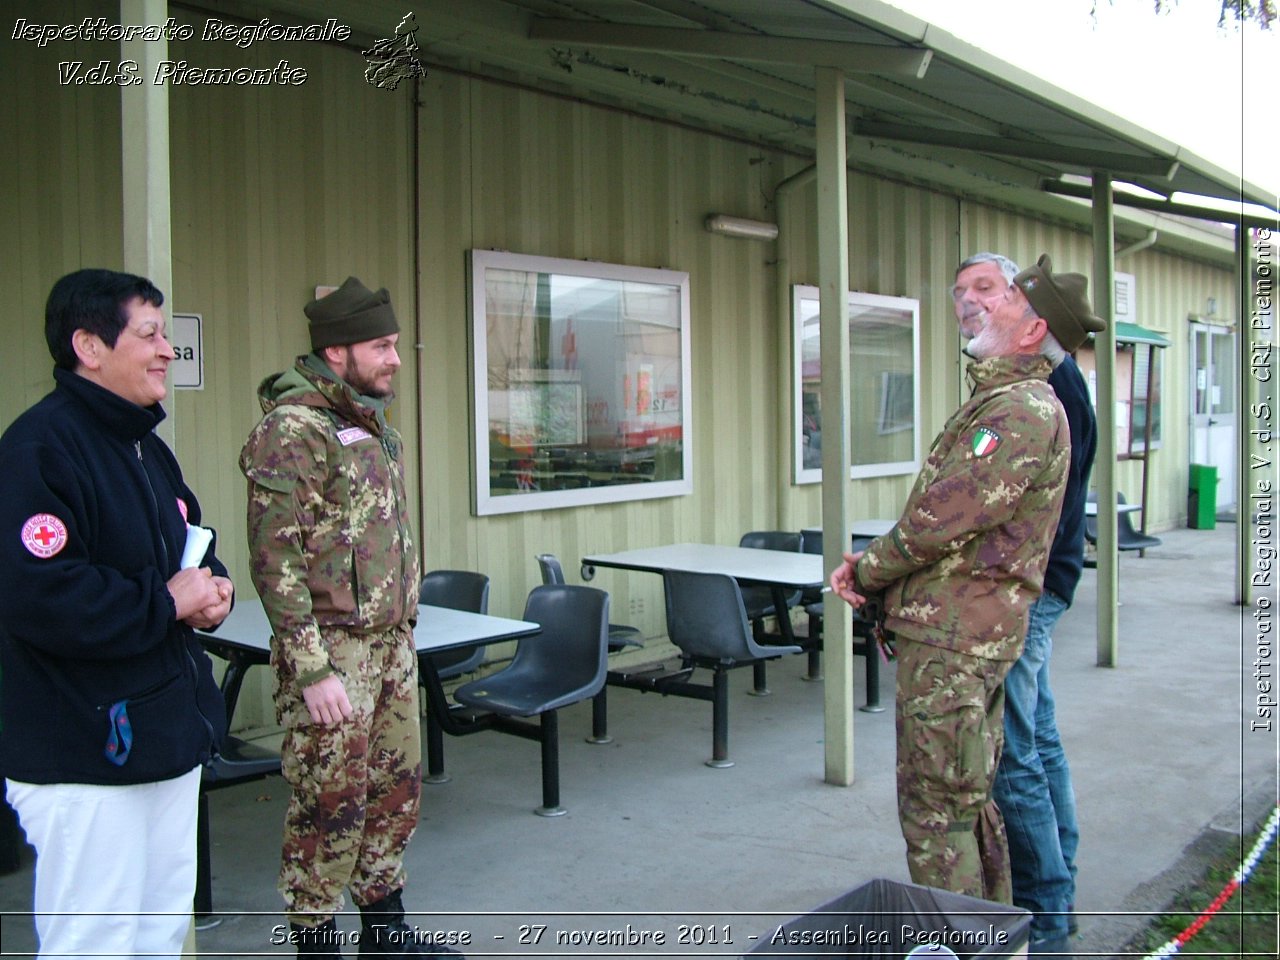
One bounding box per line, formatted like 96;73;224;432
181;524;214;569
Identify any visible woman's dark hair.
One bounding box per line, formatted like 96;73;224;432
45;269;165;371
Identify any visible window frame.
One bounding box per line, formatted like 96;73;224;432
469;249;693;516
792;284;922;485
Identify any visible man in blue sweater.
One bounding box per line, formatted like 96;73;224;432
952;253;1101;955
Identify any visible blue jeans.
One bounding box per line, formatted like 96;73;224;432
993;590;1078;942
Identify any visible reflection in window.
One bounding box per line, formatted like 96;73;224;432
792;286;921;484
1128;343;1164;453
470;251;692;515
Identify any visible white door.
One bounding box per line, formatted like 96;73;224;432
1189;322;1237;515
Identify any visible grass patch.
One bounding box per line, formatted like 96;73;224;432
1122;813;1279;958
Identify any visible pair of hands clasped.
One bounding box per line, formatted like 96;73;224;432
168;566;234;631
828;550;870;609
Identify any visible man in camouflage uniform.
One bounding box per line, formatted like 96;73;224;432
241;277;436;958
956;254;1102;956
830;255;1102;912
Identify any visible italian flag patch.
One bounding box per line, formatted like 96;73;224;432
971;427;1001;457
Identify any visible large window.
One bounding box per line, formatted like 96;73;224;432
470;250;692;515
792;285;921;484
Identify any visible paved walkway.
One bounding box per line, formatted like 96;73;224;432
0;524;1274;958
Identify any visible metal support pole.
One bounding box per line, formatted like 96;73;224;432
815;66;855;785
1092;173;1119;666
1236;226;1253;607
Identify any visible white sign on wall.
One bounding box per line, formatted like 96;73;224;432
171;313;203;390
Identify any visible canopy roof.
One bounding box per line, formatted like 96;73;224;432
233;0;1276;232
1110;321;1173;347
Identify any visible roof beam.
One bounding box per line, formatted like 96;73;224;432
853;120;1178;178
527;19;933;78
1043;179;1280;228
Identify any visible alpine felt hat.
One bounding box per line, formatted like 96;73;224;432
1013;254;1107;352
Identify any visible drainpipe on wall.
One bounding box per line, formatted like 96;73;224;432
1115;229;1158;261
775;164;818;530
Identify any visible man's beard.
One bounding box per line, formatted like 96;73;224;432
962;315;1005;360
958;309;984;342
343;350;395;399
963;312;1027;361
959;310;987;355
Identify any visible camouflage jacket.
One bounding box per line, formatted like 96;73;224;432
240;355;419;687
853;354;1069;661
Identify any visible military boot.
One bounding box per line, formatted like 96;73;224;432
291;918;346;959
357;889;462;958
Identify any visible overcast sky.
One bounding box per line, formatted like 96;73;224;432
886;0;1280;205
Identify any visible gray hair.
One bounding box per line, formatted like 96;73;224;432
956;252;1020;283
1040;328;1067;367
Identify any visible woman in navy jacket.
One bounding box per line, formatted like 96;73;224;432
0;269;233;960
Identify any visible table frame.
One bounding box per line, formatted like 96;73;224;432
582;542;821;651
580;544;825;764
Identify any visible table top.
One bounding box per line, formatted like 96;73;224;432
581;542;824;588
1085;501;1142;516
801;518;897;539
198;597;539;658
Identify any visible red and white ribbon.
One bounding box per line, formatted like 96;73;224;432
1142;805;1280;959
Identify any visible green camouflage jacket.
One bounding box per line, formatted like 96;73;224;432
240;355;419;687
853;354;1069;661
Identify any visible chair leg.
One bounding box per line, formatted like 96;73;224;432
423;710;450;784
804;647;823;681
749;658;771;696
746;618;771;696
586;686;612;744
803;613;823;681
218;655;250;731
859;638;885;713
534;710;566;817
706;667;734;768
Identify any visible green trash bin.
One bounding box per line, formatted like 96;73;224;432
1188;463;1217;530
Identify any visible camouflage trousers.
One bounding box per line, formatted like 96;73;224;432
276;623;422;924
895;637;1013;903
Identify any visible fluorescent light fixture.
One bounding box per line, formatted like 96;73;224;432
704;214;779;241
